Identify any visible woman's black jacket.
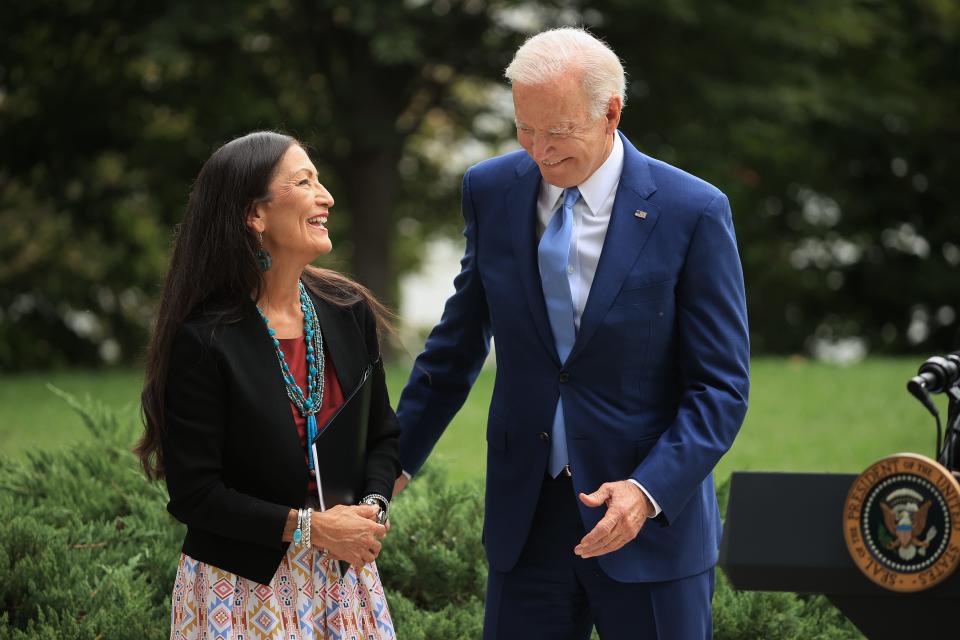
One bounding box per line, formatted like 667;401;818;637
161;291;400;584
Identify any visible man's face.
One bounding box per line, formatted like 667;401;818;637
512;72;621;188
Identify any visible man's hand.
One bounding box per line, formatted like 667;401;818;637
574;480;653;558
392;473;409;497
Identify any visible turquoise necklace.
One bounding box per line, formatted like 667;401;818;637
257;281;326;471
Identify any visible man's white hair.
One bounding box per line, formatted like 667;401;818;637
504;27;626;119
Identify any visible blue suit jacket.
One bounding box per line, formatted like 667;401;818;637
397;132;749;582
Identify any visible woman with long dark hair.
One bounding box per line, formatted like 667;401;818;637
137;131;399;638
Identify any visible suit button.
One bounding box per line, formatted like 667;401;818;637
539;432;550;442
559;371;570;383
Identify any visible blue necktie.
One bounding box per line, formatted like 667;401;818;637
538;187;580;478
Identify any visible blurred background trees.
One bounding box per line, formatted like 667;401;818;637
1;0;957;370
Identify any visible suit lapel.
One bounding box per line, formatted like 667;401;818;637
238;301;309;475
508;157;561;364
312;293;364;394
569;134;661;363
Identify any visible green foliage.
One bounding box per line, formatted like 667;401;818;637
0;0;540;369
0;391;491;638
0;391;869;638
596;0;960;354
385;594;485;640
2;2;957;369
714;574;861;640
378;466;487;612
377;464;488;636
0;397;179;639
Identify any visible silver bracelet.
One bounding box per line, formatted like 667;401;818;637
303;507;312;548
293;508;306;546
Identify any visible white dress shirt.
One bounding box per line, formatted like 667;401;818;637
536;134;662;517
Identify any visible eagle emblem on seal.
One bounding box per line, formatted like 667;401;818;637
879;487;938;560
844;453;960;592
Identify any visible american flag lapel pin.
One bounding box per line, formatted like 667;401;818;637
634;210;648;220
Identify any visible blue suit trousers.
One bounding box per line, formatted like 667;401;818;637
483;473;714;639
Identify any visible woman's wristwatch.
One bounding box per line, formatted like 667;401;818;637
361;494;390;525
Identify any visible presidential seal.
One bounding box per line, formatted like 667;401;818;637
844;453;960;592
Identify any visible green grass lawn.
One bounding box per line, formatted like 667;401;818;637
0;368;147;455
0;358;941;485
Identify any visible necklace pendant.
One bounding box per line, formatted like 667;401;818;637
306;414;318;471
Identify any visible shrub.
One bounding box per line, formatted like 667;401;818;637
0;392;486;638
0;393;177;639
377;464;486;637
0;393;861;638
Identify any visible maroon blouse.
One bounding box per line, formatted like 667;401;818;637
277;337;345;495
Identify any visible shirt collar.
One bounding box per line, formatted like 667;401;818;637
542;132;624;216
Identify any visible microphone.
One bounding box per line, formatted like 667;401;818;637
906;352;960;470
908;353;960;394
907;353;960;417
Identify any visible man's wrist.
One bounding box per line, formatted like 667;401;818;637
627;479;661;517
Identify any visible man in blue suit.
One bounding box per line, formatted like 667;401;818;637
394;27;749;639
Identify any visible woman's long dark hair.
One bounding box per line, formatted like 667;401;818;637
136;131;393;480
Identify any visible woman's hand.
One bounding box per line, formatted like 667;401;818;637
312;504;387;566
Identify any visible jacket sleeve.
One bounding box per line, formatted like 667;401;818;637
162;323;290;549
631;194;750;524
353;301;402;500
395;168;494;475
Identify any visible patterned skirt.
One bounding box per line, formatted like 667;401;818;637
169;544;395;640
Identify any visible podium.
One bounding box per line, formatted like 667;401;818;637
719;472;960;638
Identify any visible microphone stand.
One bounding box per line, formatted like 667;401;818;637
906;352;960;474
941;384;960;476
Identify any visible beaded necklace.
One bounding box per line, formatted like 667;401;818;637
256;281;326;471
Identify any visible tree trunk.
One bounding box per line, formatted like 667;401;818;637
340;145;403;310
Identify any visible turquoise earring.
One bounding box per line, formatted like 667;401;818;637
255;232;272;272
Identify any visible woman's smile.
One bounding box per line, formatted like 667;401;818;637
306;214;328;231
